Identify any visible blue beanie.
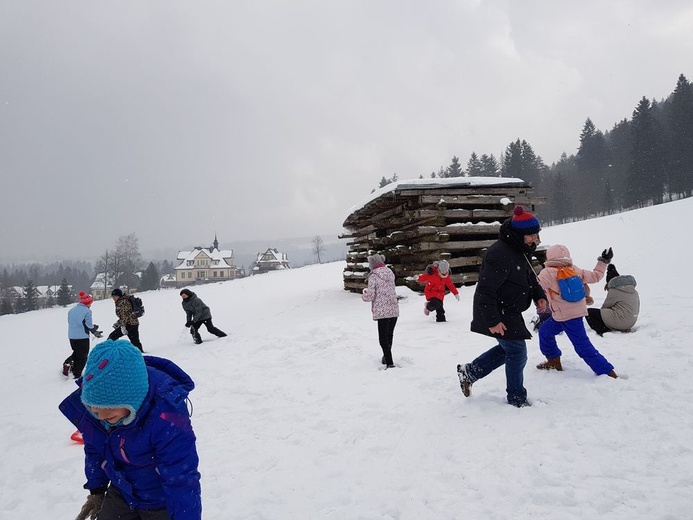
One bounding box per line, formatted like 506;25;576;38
510;205;541;235
81;339;149;426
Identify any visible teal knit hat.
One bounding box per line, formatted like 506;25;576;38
81;339;149;426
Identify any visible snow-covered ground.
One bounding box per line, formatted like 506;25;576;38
2;199;692;519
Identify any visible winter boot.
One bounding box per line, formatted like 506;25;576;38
381;356;387;365
607;370;618;378
457;364;473;397
424;301;430;316
62;363;71;377
536;357;563;371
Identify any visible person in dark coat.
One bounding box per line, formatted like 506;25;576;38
59;339;202;520
107;288;143;352
457;206;547;408
180;289;227;344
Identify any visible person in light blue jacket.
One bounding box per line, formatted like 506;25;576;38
63;291;102;378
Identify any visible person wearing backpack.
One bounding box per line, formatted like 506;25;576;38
536;244;617;378
180;289;227;344
107;288;144;352
417;259;460;322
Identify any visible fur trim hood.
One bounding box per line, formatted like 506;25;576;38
607;274;637;290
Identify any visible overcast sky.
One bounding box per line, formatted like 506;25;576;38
1;0;691;263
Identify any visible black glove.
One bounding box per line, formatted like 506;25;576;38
112;322;120;329
76;493;105;520
598;247;614;264
185;321;192;328
93;330;103;339
425;265;434;275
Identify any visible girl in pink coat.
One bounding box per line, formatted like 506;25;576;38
536;244;617;378
362;254;400;368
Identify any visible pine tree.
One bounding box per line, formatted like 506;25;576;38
21;280;39;312
577;118;611;215
446;156;463;177
56;278;72;307
479;154;499;176
627;97;667;207
465;153;483;176
140;262;161;291
501;140;523;178
666;74;693;198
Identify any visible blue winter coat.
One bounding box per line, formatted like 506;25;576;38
68;303;95;340
59;356;202;519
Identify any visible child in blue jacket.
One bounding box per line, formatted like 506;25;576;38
59;339;202;520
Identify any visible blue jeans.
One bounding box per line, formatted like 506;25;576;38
539;317;614;375
468;338;528;406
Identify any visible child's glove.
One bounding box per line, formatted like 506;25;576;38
455;294;460;301
90;325;103;338
76;493;105;520
585;296;595;305
598;247;613;264
185;321;192;328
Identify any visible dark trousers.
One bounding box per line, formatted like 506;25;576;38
191;319;227;342
65;338;90;378
467;338;528;406
426;298;446;321
377;317;398;366
586;308;611;336
108;324;143;352
98;485;169;520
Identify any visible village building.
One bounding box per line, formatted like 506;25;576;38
340;177;544;292
252;248;291;274
9;284;73;308
175;236;242;287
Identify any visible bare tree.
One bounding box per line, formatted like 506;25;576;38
114;233;142;287
311;235;325;264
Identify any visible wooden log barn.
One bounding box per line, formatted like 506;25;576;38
340;178;545;293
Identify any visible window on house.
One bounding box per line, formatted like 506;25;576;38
220;271;225;277
213;271;217;278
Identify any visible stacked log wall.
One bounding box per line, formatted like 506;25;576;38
341;182;544;292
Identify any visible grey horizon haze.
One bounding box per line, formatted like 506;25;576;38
1;1;691;263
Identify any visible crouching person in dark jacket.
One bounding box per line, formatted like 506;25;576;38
59;339;202;520
180;289;227;344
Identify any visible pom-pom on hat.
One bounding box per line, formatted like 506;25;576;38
79;291;93;306
510;205;541;235
81;339;149;426
111;288;123;298
368;254;386;270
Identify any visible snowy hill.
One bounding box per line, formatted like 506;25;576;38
2;199;693;519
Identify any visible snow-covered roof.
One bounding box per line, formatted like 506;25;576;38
175;247;235;269
345;176;526;218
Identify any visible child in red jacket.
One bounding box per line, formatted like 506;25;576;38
417;260;459;322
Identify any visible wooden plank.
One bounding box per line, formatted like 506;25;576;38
418;194;545;205
413;239;495;251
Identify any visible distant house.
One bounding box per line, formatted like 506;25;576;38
91;273;116;300
175;236;242;287
252;248;291;274
9;284;72;308
159;274;177;289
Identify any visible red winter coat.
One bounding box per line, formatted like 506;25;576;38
417;267;459;301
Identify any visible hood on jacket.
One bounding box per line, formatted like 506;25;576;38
607;274;637;291
180;289;196;299
545;244;573;266
498;219;536;255
144;355;195;394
